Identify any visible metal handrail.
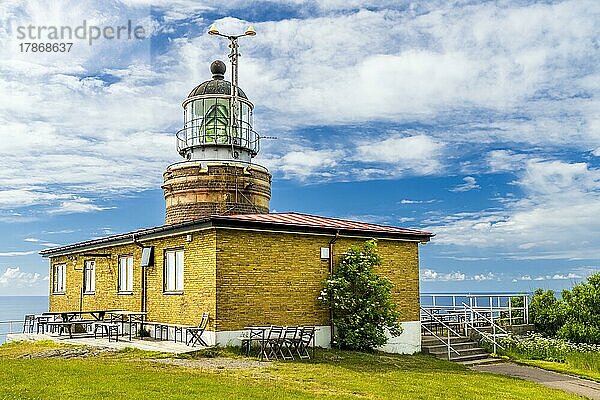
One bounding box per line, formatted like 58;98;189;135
462;302;507;354
420;306;461;359
176;117;260;156
0;320;25;337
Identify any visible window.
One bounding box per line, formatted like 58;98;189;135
164;249;184;292
83;260;95;294
52;264;66;293
118;255;133;293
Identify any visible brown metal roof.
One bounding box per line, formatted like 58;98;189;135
40;212;433;257
217;212;433;236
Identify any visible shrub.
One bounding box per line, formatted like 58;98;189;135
318;240;402;351
558;274;600;344
529;288;566;337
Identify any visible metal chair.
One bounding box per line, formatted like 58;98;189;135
279;326;298;360
239;327;266;356
35;315;51;334
22;315;35;333
264;326;284;360
186;312;209;347
296;326;316;359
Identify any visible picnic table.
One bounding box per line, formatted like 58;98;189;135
41;310;122;338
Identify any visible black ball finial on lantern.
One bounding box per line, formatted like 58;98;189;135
210;60;226;79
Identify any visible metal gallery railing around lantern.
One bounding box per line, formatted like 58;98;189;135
176;117;261;158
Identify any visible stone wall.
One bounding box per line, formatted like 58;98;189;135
163;162;271;224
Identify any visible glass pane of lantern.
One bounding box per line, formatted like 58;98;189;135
202;99;216;144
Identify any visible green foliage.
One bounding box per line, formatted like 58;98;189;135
558;274;600;344
497;333;600;381
529;274;600;344
530;288;566;337
318;240;402;351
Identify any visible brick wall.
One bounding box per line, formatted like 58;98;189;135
49;229;217;330
48;228;420;333
214;230;420;331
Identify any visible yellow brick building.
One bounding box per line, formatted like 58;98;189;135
41;213;432;353
40;53;434;353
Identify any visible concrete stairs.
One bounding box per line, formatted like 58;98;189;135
422;335;501;365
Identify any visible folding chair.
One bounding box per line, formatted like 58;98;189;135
239;327;266;356
296;326;315;359
22;315;35;333
186;312;209;347
279;326;298;360
264;326;284;361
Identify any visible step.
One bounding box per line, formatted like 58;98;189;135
422;341;480;353
448;352;491;362
421;336;472;346
427;347;488;357
458;357;503;366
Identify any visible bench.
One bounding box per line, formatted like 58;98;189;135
46;320;95;338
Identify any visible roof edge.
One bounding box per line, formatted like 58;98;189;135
40;213;434;258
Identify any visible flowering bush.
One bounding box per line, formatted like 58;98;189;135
498;333;600;362
318;240;402;351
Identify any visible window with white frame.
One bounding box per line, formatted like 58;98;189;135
118;255;133;293
52;264;66;293
83;260;95;293
164;249;184;292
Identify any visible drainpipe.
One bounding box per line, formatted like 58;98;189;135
328;230;340;346
132;234;146;313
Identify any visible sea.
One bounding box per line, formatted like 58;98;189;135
0;296;48;344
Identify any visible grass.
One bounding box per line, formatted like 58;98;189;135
0;341;583;399
492;335;600;383
499;348;600;383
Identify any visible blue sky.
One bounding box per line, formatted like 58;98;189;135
0;0;599;296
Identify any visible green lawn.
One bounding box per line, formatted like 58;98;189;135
0;341;582;399
513;358;600;383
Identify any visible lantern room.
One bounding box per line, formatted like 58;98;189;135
177;60;259;163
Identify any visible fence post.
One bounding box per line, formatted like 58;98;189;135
447;329;451;360
508;296;512;326
492;321;497;354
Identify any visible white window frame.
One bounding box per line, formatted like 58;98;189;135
118;255;134;293
83;260;96;294
164;249;184;292
53;264;66;294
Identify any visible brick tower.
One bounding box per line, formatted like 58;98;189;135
163;55;271;224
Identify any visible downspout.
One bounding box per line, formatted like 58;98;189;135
132;234;146;313
328;230;340;347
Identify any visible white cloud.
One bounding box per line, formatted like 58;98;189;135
23;238;40;242
420;268;466;282
428;156;600;260
47;197;113;215
0;267;43;288
451;176;480;192
0;250;37;256
355;134;444;175
276;148;343;180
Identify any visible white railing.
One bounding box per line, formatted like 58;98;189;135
420;306;462;360
462;302;508;354
420;293;529;326
0;320;24;342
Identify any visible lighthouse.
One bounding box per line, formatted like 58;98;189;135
162;25;271;224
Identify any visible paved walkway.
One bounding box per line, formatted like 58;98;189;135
472;362;600;400
7;333;198;354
